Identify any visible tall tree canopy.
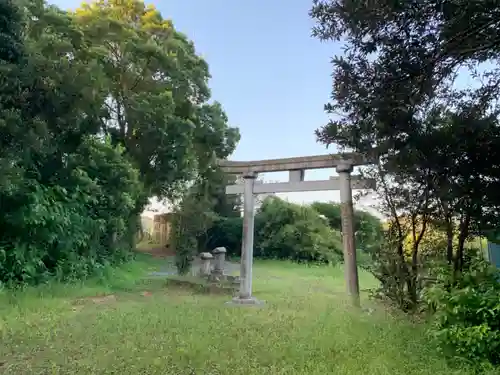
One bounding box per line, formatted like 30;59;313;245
73;0;239;198
310;0;500;308
310;0;500;153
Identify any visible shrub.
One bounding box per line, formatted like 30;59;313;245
0;137;145;285
311;201;384;254
255;197;343;263
354;210;385;253
365;243;416;310
423;256;500;367
170;177;220;274
367;214;485;312
205;198;343;263
205;216;243;258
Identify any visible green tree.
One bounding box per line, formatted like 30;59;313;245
310;0;500;310
0;0;145;285
73;0;239;198
170;173;220;274
204;169;241;219
0;0;26;209
68;0;240;275
0;0;23;64
255;197;343;263
311;202;342;230
311;201;384;253
354;209;385;253
311;0;500;372
0;0;238;283
171;167;241;273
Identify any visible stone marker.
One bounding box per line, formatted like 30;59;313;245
212;247;227;276
199;252;213;276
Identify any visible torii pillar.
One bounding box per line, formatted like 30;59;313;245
239;172;257;301
337;163;360;306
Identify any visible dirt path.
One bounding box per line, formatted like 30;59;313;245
137;245;175;258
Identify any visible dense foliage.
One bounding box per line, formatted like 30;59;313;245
311;0;500;367
204;197;344;264
311;0;500;302
73;1;240;199
0;0;237;285
311;202;384;253
424;257;500;369
169;167;241;274
256;197;343;263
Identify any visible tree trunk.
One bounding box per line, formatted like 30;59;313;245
408;214;427;309
408;243;420;306
454;214;470;274
445;221;454;264
442;203;454;264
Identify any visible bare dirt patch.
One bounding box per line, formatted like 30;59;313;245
71;290;157;311
73;294;117;306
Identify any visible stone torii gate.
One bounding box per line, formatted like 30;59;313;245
218;153;375;306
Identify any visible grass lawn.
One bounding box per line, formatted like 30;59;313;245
0;256;484;375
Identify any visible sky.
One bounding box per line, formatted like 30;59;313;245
47;0;482;215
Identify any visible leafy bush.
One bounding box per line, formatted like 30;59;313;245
206;198;343;263
255;197;343;263
311;201;384;253
423;256;500;367
172;221;198;275
368;214;486;312
355;210;385;253
0;137;145;285
366;243;417;311
205;216;243;258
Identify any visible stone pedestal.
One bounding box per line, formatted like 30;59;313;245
226;296;265;306
199;252;213;277
212;247;227;276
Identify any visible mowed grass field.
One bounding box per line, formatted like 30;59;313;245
0;257;483;375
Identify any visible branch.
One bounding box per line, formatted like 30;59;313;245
129;56;152;92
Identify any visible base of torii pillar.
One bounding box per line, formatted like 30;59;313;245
225;296;265;307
